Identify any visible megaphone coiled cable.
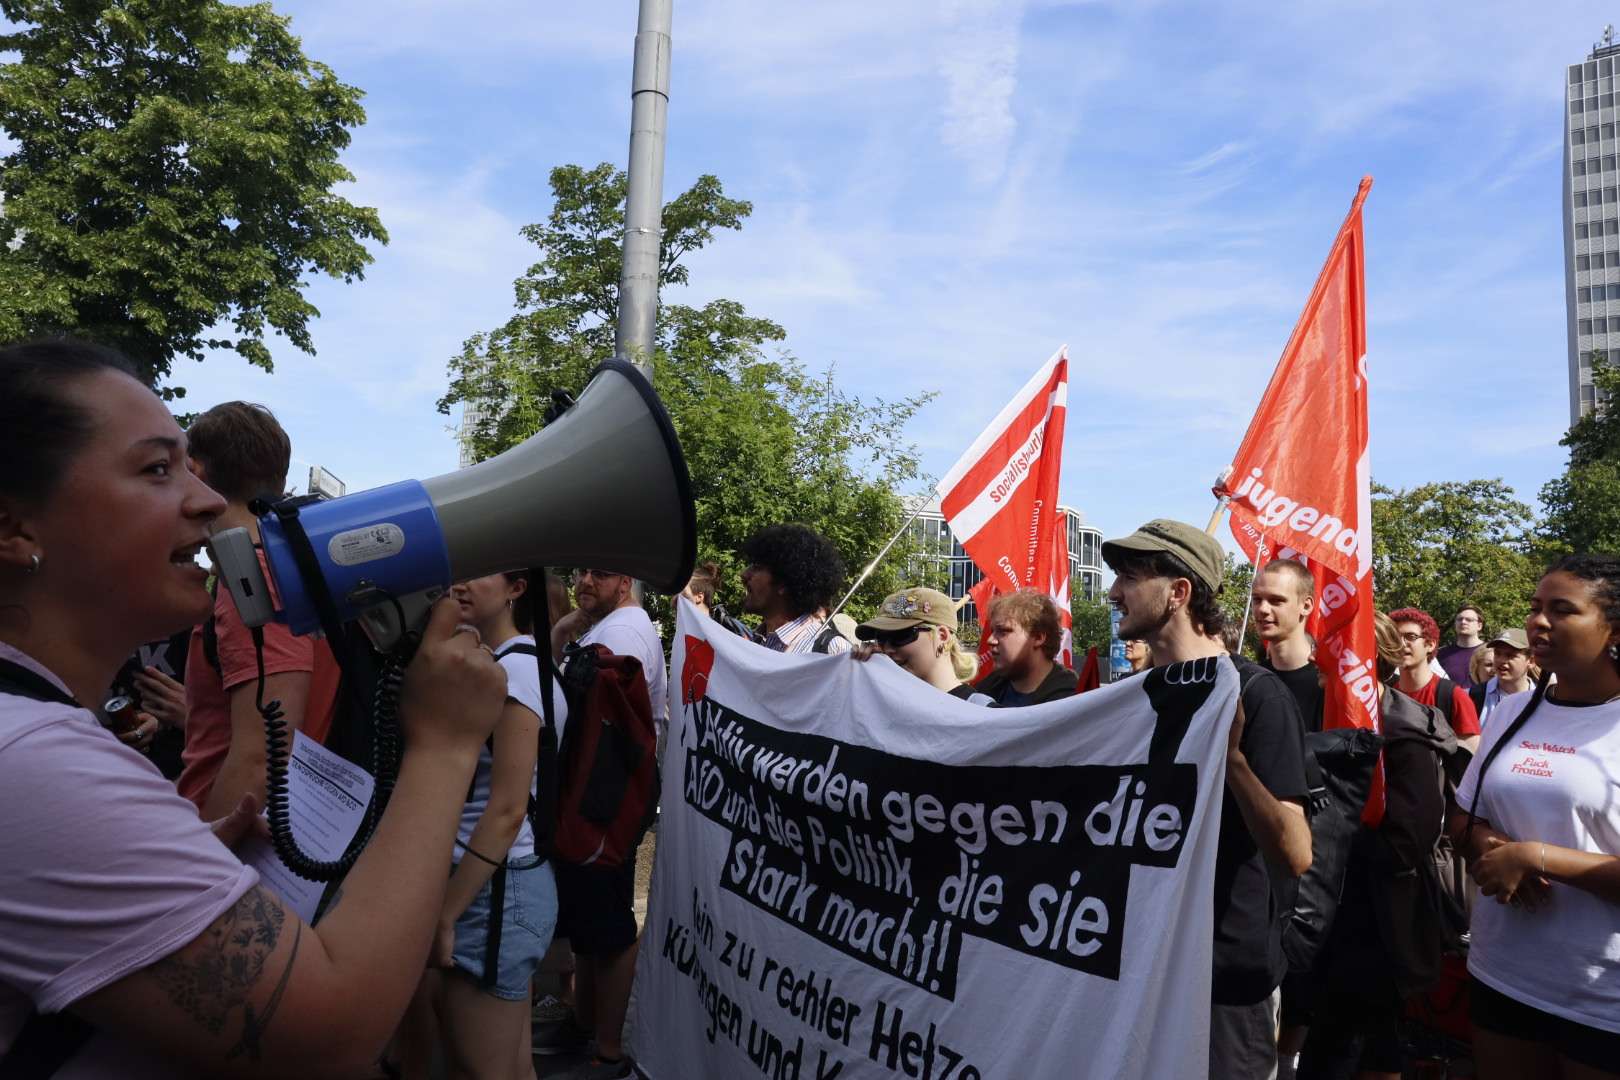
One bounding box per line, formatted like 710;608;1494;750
257;624;412;882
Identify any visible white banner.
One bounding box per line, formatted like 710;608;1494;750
629;601;1238;1080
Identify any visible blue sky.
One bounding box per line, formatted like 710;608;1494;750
173;0;1593;551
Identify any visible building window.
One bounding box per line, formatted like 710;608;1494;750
1605;93;1616;108
1604;123;1616;140
1577;160;1588;177
1582;319;1595;334
1591;97;1602;113
1608;251;1619;268
1588;61;1600;80
1579;192;1591;208
1604;58;1614;76
1590;125;1602;141
1607;155;1618;171
1575;65;1587;85
1575;129;1588;145
1580;255;1592;270
1582;286;1593;302
1575;98;1586;115
1579;223;1591;239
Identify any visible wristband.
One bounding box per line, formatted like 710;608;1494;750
455;839;502;868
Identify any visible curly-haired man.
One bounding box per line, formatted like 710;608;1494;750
737;524;851;654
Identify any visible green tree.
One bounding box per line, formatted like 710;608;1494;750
1370;479;1540;636
1070;586;1112;659
1541;354;1620;555
440;163;932;624
0;0;386;395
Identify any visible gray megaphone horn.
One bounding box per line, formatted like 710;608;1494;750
211;360;697;649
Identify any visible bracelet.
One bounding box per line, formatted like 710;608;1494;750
454;840;502;869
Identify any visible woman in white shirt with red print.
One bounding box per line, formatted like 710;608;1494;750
1450;554;1620;1080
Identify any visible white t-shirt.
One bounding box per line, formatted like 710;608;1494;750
1454;690;1620;1033
454;635;568;864
579;605;668;733
0;644;260;1077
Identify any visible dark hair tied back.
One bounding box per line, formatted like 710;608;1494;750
0;339;137;508
1546;553;1620;673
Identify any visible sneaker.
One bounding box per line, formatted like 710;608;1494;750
531;1011;591;1056
532;993;573;1025
556;1056;633;1080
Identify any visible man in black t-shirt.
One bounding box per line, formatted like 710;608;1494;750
1252;558;1323;733
1104;521;1310;1080
1250;558;1324;1078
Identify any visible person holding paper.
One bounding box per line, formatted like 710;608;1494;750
0;340;510;1078
395;571;562;1080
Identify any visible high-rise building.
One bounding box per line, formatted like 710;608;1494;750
1565;27;1620;422
907;496;1105;625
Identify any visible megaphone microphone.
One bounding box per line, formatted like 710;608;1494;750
210;360;697;649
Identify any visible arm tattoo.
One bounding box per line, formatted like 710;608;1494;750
149;886;293;1052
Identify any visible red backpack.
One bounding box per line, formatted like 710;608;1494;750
550;642;660;868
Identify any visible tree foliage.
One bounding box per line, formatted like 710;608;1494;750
1541;354;1620;556
1070;587;1112;659
0;0;386;395
1370;479;1540;636
440;163;933;623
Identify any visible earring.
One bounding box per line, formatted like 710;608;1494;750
25;553;41;574
1610;644;1618;661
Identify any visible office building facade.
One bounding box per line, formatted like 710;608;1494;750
907;496;1104;625
1566;29;1620;422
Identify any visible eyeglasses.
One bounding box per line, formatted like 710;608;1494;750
571;569;625;585
1398;631;1427;644
867;625;924;650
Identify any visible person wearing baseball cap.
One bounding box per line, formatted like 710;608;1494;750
854;587;993;703
1472;626;1537;726
1102;518;1311;1078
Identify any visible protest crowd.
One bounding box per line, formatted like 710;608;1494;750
2;334;1619;1079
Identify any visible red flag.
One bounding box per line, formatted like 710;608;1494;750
1215;177;1381;820
1075;646;1101;693
967;575;999;683
938;347;1072;665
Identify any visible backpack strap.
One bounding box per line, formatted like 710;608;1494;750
0;1011;96;1080
1432;677;1456;731
1469;682;1487;714
0;662;94;1077
811;622;847;654
0;659;80;709
1463;673;1553;844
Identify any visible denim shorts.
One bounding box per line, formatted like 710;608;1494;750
450;854;558;1000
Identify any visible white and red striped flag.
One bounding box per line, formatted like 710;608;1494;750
937;347;1072;668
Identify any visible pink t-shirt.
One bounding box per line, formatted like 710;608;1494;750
0;643;259;1077
177;567;339;810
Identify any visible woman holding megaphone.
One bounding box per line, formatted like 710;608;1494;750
0;340;511;1078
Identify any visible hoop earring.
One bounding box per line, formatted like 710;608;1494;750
26;554;41;574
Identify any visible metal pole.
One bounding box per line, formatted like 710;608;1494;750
614;0;672;374
828;498;932;620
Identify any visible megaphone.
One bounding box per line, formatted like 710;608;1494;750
211;360;697;648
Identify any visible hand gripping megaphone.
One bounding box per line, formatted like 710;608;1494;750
210;360;697;647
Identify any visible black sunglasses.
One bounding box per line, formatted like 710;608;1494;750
867;625;924;649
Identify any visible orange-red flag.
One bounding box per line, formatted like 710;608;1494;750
937;348;1072;667
1215;177;1382;820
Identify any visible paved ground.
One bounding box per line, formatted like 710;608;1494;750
532;826;657;1078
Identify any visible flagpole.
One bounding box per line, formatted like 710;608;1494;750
1235;536;1267;656
828;496;931;620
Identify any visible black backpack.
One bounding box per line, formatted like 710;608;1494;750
0;660;97;1078
1281;725;1384;973
1372;688;1473;995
